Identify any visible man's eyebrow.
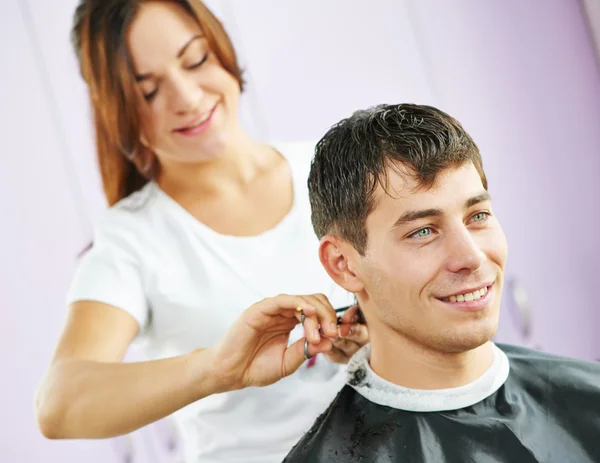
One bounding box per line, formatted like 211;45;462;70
465;191;492;208
393;208;443;228
392;191;492;228
135;34;204;82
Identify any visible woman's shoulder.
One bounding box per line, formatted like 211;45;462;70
272;140;316;158
111;181;160;215
271;140;316;167
92;182;161;246
271;140;317;186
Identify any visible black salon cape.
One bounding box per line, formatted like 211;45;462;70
283;344;600;463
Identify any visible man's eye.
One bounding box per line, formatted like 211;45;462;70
409;227;433;239
471;212;491;223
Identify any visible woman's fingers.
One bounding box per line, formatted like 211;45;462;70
325;321;369;364
340;323;369;345
247;294;339;342
283;336;334;375
339;304;361;325
300;309;322;344
300;294;338;339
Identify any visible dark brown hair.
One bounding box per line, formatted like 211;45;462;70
71;0;244;206
308;103;487;255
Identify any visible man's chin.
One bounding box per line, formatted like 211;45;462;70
433;317;499;354
443;322;498;354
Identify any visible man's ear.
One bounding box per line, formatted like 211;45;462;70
318;235;364;293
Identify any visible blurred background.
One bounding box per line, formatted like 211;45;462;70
2;0;599;461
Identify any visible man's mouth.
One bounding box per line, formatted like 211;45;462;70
438;284;493;303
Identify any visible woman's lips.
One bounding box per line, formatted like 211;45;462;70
174;103;218;136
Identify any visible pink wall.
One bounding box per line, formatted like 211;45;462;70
406;0;600;357
2;1;114;462
2;0;599;461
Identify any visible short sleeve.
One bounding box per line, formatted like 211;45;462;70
66;210;149;331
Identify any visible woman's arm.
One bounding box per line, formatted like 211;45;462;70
35;300;223;439
35;294;339;439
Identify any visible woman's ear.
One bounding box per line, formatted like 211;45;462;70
318;235;365;293
140;133;150;148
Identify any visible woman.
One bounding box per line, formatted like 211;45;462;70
34;1;368;462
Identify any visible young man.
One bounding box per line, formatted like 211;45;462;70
284;104;600;462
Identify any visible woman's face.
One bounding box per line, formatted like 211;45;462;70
127;1;242;164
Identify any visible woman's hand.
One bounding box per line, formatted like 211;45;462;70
324;304;369;364
207;294;340;391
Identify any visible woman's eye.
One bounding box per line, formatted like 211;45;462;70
144;89;158;101
188;52;209;70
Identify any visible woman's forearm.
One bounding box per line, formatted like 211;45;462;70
35;348;220;439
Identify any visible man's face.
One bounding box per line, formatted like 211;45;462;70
355;162;508;353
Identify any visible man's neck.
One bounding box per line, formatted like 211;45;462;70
368;331;495;390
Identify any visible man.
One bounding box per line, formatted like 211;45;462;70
284;104;600;462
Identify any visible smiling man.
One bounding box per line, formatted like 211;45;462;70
283;104;600;462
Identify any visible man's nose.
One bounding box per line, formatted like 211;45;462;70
445;228;486;274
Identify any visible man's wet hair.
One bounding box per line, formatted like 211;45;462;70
308;103;487;254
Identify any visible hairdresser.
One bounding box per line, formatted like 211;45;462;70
34;1;368;462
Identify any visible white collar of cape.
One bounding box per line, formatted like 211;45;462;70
346;342;510;412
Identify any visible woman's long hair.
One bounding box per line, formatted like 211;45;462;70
71;0;244;206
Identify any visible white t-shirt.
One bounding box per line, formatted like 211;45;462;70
66;142;354;463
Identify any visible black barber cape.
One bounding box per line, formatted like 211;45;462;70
283;343;600;463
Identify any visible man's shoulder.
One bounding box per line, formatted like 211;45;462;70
283;385;358;463
498;343;600;393
498;343;600;369
283;385;407;463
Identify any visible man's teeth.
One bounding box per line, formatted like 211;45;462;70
444;286;488;303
